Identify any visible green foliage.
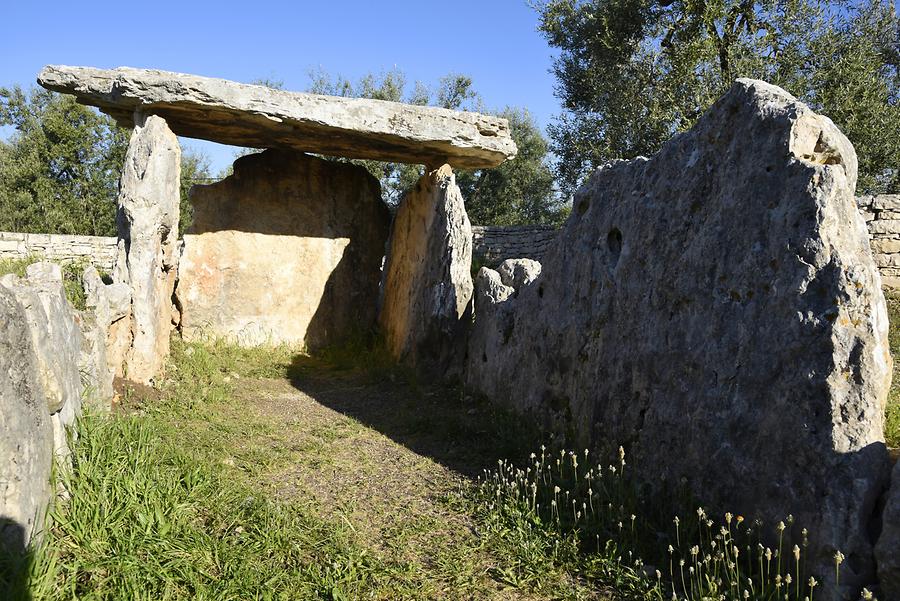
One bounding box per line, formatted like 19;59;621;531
177;147;211;234
308;70;566;225
60;261;88;311
0;86;212;237
0;86;128;236
458;108;564;226
537;0;900;197
0;256;34;278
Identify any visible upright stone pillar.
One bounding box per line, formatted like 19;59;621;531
380;164;473;376
116;113;181;384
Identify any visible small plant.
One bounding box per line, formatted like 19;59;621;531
471;446;833;600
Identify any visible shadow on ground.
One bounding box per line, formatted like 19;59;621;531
282;354;545;478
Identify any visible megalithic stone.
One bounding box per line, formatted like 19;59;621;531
466;79;891;599
380;165;474;376
116;112;180;384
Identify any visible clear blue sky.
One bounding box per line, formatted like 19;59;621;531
1;0;561;173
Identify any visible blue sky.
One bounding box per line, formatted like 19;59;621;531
1;0;561;173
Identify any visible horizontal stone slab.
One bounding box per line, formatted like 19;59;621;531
38;65;517;169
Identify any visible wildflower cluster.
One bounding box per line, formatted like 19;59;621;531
474;446;852;600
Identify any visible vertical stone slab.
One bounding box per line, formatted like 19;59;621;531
467;80;891;597
116;113;180;384
176;149;389;348
0;287;53;549
380;165;473;375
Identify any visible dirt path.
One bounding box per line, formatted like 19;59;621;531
188;365;597;600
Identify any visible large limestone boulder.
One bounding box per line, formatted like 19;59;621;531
380;165;473;375
467;79;890;597
37;65;517;169
0;286;53;549
116;113;180;384
0;264;83;419
177;149;389;348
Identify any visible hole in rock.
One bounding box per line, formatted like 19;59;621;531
607;228;623;268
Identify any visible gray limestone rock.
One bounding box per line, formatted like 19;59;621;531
116;113;180;384
1;264;83;418
467;79;891;597
0;286;53;549
380;165;474;376
79;266;126;407
497;258;542;289
37;65;517;170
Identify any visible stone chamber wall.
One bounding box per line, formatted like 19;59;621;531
0;231;118;272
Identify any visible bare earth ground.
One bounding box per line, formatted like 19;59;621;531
164;361;598;600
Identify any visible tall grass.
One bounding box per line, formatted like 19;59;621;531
23;413;387;601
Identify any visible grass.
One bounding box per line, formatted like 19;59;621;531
16;338;591;600
884;291;900;448
8;290;899;599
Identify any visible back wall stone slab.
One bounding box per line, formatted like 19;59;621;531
177;149;389;348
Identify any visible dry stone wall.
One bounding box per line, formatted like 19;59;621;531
858;194;900;287
471;225;558;267
0;231;117;272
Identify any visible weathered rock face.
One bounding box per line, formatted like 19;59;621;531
0;260;100;548
1;264;83;418
116;113;180;384
467;79;891;596
37;66;517;170
0;286;53;549
876;460;900;598
380;165;473;375
177;149;389;348
81;266;131;405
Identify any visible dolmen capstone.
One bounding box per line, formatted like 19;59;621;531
38;65;515;378
37;65;517;169
467;79;892;598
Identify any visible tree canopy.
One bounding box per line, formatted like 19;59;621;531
536;0;900;197
0;86;210;237
308;69;567;225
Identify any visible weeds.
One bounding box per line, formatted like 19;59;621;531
468;447;831;600
884;291;900;447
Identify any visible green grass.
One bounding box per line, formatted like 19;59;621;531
885;292;900;447
11;320;894;600
30;414;390;601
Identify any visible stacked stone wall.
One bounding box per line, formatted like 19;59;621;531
0;231;118;272
471;225;558;266
858;195;900;287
